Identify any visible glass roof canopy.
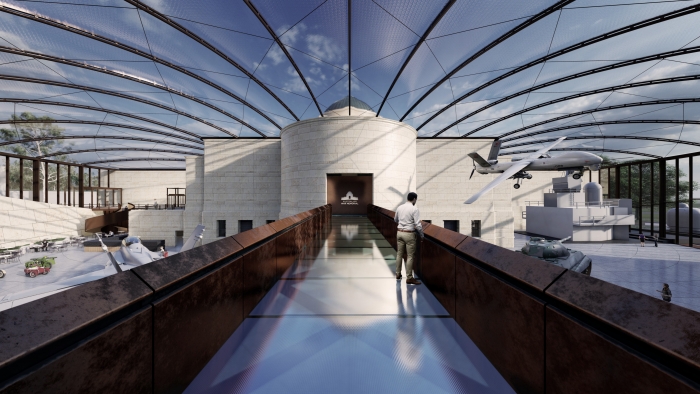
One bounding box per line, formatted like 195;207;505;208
1;0;700;168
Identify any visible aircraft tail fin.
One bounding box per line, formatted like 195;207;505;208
468;152;490;168
181;225;206;252
97;234;122;273
487;140;501;163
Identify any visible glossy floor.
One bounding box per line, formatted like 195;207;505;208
514;233;700;312
187;217;515;394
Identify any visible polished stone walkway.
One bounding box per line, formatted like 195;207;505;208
187;217;514;394
514;233;700;312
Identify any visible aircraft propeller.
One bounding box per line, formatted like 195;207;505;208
469;159;476;180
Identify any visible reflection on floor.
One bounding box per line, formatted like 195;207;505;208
514;233;700;312
187;217;515;394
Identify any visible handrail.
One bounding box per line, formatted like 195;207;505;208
0;205;332;392
578;215;606;226
367;204;700;393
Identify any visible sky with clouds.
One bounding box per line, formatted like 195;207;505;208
0;0;700;167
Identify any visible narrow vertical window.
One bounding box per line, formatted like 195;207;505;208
471;220;481;238
217;220;226;237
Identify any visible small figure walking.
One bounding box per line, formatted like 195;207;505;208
653;235;658;247
657;283;672;302
639;233;645;247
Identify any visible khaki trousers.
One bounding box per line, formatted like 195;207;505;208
396;231;416;279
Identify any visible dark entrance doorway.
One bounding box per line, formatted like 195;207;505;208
327;174;373;215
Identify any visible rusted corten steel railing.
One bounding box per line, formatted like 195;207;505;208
368;204;700;394
0;205;332;393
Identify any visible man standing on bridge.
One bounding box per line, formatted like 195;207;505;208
394;192;424;285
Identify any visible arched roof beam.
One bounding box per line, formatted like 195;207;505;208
432;46;700;137
375;0;456;117
122;0;299;121
244;0;323;117
0;98;204;143
499;119;700;142
453;73;700;139
0;119;203;144
82;157;185;165
0;4;285;129
502;135;700;150
0;74;227;138
0;47;262;137
399;0;575;121
420;3;700;130
38;148;201;159
504;147;661;159
499;98;700;142
0;135;202;150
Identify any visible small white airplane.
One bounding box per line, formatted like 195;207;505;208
0;225;206;311
465;137;603;204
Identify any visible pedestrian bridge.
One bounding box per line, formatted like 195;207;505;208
0;205;698;393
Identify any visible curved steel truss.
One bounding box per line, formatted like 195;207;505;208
0;75;228;138
82;157;186;165
123;0;299;121
503;147;661;159
0;47;266;137
0;119;202;144
502;135;700;150
497;120;700;142
400;0;574;121
0;4;285;129
244;0;322;117
0;135;202;150
376;0;456;117
38;148;202;159
429;46;700;137
419;4;700;131
0;98;204;142
449;73;700;139
497;98;700;142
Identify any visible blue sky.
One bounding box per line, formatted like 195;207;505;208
1;0;700;167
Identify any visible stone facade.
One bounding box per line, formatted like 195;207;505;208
128;210;183;246
104;170;186;205
0;196;97;248
199;139;281;244
416;139;515;248
280;116;417;217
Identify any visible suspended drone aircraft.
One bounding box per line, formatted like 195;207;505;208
465;137;603;204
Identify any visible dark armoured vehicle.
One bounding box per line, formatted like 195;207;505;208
521;236;592;275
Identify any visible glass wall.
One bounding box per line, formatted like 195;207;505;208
620;166;629;199
679;158;690;245
641;163;652;232
600;169;609;198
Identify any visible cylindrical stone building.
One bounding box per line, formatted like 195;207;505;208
280;96;417;217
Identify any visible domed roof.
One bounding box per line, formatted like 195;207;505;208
326;96;373;112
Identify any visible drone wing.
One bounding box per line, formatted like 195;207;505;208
465;160;531;204
526;136;566;160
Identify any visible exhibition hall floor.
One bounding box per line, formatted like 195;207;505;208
514;234;700;312
186;217;514;394
0;242;182;305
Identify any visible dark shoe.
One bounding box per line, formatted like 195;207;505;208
406;278;421;285
396;274;402;280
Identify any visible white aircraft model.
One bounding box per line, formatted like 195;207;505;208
0;225;205;311
465;137;603;204
120;225;205;266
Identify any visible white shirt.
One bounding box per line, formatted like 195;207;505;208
394;201;424;237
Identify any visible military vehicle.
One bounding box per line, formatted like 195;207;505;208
521;236;591;275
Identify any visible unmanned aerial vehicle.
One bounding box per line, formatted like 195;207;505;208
465;137;603;204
